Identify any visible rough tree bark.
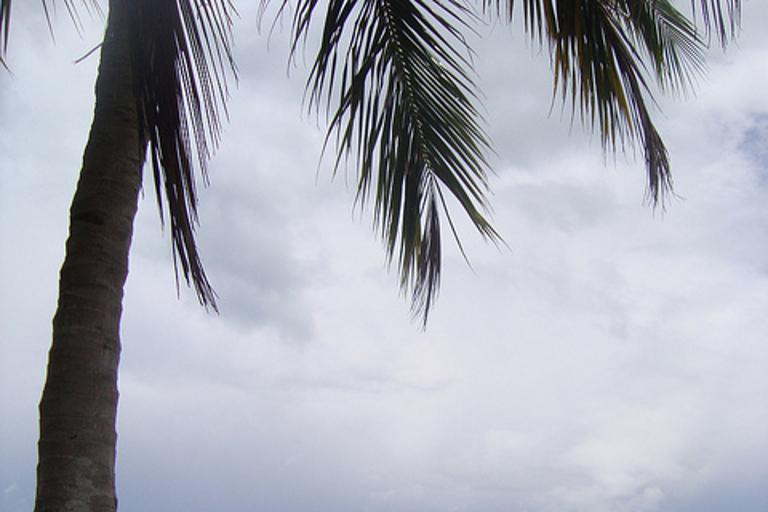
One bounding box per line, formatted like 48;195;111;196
34;0;145;510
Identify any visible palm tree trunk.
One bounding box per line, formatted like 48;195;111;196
34;0;144;510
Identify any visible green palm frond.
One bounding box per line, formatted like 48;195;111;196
1;0;9;56
132;0;237;310
623;0;706;95
491;0;740;205
497;0;709;205
287;0;499;323
0;0;8;69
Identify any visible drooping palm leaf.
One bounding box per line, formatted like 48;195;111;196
496;0;707;205
131;0;236;310
495;0;742;205
287;0;500;322
623;0;707;95
695;0;741;44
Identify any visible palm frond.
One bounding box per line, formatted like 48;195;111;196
496;0;709;206
1;0;10;57
694;0;741;45
132;0;237;310
623;0;706;95
0;0;103;62
287;0;499;323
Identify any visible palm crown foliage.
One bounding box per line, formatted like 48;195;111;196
1;0;741;322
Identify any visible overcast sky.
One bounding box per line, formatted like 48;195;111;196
1;2;767;512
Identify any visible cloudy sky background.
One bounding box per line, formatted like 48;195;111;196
2;1;767;511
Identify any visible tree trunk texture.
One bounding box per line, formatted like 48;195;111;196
35;0;144;510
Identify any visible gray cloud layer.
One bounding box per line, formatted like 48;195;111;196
2;2;767;512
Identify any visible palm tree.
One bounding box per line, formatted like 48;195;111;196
4;0;234;509
0;0;741;510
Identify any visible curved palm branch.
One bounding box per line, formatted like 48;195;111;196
496;0;738;205
131;0;236;310
505;0;704;204
287;0;500;323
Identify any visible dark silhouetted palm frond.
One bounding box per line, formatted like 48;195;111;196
492;0;710;205
0;0;8;69
695;0;741;45
132;0;237;310
287;0;500;323
1;0;9;56
490;0;741;205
